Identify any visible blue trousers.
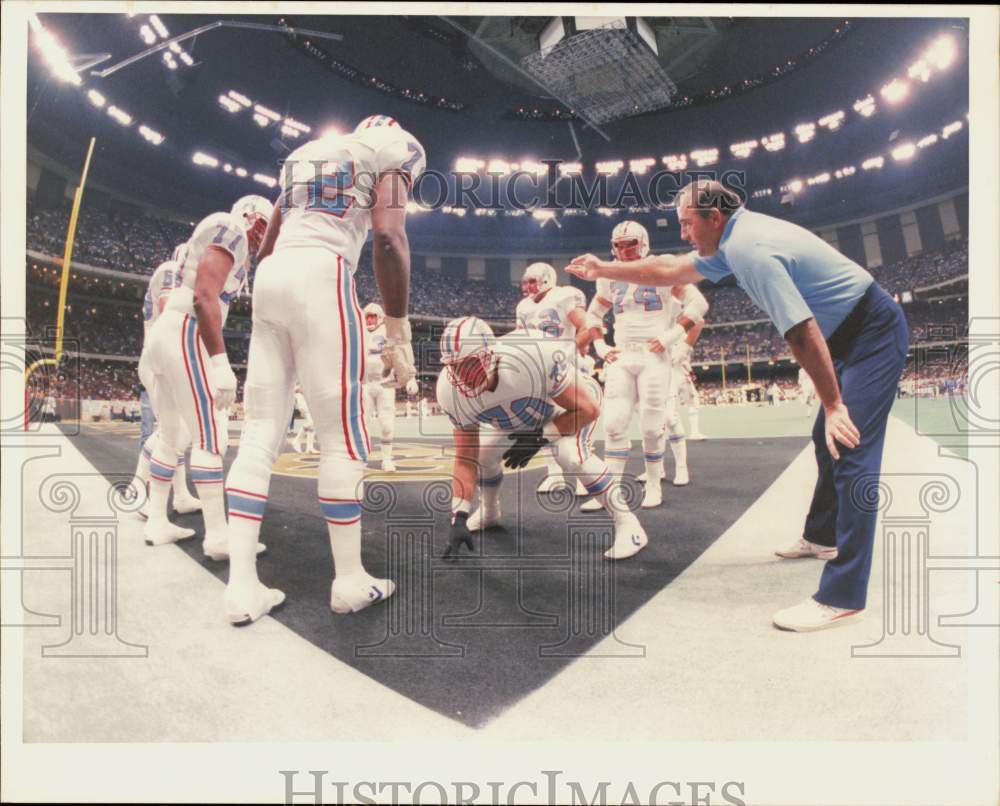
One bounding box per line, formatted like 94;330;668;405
139;388;155;452
802;283;909;610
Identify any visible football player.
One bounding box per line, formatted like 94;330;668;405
582;222;707;510
142;197;271;561
514;262;595;496
362;301;413;472
437;317;648;561
798;366;818;418
291;382;316;454
222;115;425;625
134;253;202;520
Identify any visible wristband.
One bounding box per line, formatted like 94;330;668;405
385;315;412;343
542;421;563;442
594;340;611;359
210;353;232;372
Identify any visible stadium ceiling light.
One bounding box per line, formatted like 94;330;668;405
596;160;624;176
253;173;277;188
218;95;241;113
228;90;252;108
280;124;301;138
531;209;555;221
761;133;785;152
520;160;548;177
252;113;270;127
942;120;963;138
596;207;616;216
28;14;82;86
834;165;856;179
87;89;106;108
629;157;655;175
138;124;164;145
787;179;804;194
223;163;233;173
689;148;718;167
907;60;932;83
729;140;758;159
139;25;156;45
818;111;845;131
179;52;194;67
319;126;341;139
451;207;467;218
284;117;311;133
235;167;248;178
454;157;485;173
794;123;816;144
193;151;219;168
806;172;830;186
559;161;583;176
107;105;133;126
853;95;876;117
149;15;169;39
917;133;938;148
925;35;956;70
168;41;182;54
880;78;909;104
487;158;511;175
861;156;885;170
891;142;916;161
751;188;772;199
661;154;688;171
253;104;281;121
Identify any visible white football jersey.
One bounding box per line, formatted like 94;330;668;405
364;324;389;383
595;276;673;342
798;368;815;391
143;259;180;338
173;211;250;327
274;126;426;269
436;334;575;432
515;285;585;339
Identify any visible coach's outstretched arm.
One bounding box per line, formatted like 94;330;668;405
565;251;703;287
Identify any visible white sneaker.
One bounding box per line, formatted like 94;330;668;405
468;504;502;530
203;534;268;562
773;597;865;632
775;537;838;560
604;513;649;560
580;497;604;512
673;468;690;487
225;582;286;626
537;474;567;494
144;520;196;546
636;471;647;484
330;574;395;614
575;479;588;496
381;458;396;472
172;493;202;515
688;432;707;441
641;483;662;508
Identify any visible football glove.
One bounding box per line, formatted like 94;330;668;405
502;428;549;469
442;512;474;562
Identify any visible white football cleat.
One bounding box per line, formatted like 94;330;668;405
604;513;649;560
202;533;268;562
580;497;604;512
330;574;395;615
225;582;286;626
688;432;707;441
172;493;202;515
144;520;196;546
575;479;588;496
641;483;662;508
773;597;864;632
136;500;150;520
381;457;396;472
468;503;502;530
775;537;838;561
537;474;567;494
673;468;690;486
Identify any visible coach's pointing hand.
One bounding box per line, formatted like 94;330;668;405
824;401;861;461
565;254;603;281
208;353;237;410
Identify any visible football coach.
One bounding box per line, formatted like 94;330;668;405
566;179;909;632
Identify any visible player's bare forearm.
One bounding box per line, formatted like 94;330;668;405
193;247;232;356
451;427;480;503
371;172;411;318
570;253;703;286
784;319;841;409
551;381;600;436
257;203;282;261
686;319;705;346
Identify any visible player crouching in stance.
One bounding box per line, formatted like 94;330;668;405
437;317;648;561
142;195;271;560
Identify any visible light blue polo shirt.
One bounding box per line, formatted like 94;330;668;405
692;207;874;338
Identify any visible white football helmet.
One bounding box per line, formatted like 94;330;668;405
171;242;189;265
611;220;650;262
354;114;400;133
440;316;495;397
363;302;385;332
230;194;273;252
521;262;557;299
